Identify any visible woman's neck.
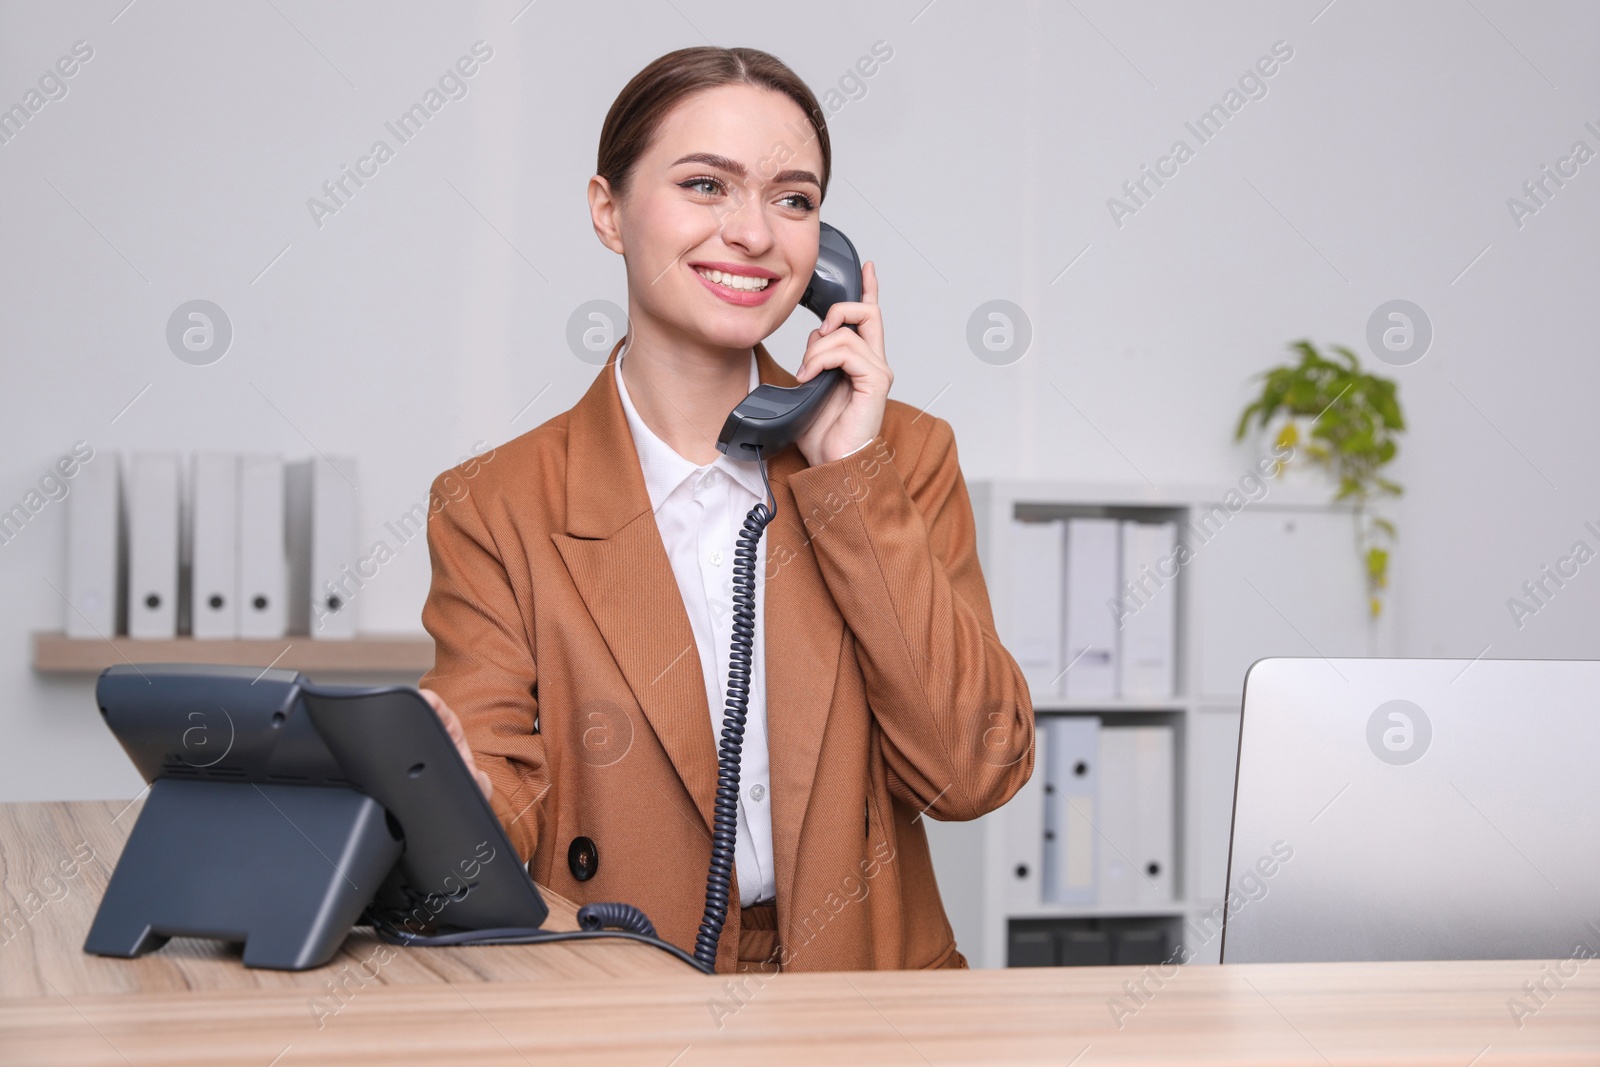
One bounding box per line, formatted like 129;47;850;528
619;329;755;466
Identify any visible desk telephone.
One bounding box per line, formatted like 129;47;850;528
84;225;864;975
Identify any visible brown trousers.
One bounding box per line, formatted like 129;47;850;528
733;902;969;972
735;901;783;974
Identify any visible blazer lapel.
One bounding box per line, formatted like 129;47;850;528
755;394;844;914
552;338;844;908
553;338;718;833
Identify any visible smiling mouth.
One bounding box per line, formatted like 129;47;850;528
692;266;773;292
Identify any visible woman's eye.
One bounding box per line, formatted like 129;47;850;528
682;177;722;196
780;192;817;212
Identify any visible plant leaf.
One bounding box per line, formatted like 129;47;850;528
1367;546;1389;585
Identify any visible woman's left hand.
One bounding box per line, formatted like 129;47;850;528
794;260;892;467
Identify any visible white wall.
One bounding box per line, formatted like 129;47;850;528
2;0;1595;802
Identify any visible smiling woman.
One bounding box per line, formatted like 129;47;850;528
414;45;1035;976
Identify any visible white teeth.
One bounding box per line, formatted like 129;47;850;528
695;267;771;292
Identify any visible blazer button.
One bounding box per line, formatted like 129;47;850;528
568;836;599;881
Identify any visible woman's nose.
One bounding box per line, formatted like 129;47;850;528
711;192;775;253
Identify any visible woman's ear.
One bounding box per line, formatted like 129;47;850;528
588;175;626;255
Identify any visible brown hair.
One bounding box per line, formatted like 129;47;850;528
597;46;831;204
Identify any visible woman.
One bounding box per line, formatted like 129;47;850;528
417;45;1033;974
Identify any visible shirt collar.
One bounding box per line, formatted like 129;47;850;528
615;340;768;513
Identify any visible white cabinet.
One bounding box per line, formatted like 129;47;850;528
1193;507;1372;703
925;481;1393;969
1192;707;1242;903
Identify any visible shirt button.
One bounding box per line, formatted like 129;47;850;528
750;784;765;802
702;469;720;488
709;549;723;566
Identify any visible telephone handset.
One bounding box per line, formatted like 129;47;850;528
715;222;863;461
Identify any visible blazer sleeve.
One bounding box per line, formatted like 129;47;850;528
783;416;1035;822
417;470;549;866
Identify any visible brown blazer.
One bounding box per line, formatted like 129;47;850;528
418;337;1035;973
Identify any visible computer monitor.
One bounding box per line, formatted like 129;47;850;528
1220;657;1600;963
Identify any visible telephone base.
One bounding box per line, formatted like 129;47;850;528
84;777;402;971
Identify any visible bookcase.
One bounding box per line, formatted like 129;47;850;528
924;478;1396;968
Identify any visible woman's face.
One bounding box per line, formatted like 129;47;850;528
601;83;825;353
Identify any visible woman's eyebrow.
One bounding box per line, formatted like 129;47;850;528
671;151;820;189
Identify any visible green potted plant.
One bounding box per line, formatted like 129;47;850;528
1233;339;1406;617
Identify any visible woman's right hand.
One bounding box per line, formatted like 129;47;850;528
418;687;494;802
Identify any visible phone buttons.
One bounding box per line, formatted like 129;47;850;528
568;836;599;881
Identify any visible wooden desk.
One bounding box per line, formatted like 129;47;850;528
3;801;1597;1065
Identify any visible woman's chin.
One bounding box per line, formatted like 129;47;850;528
684;316;774;353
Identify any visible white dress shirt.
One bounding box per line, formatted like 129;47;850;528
615;343;777;906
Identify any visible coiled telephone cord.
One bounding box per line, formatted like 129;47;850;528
692;451;776;972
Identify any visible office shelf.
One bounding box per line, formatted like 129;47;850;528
31;631;435;674
1010;901;1193;920
924;478;1395;969
1032;697;1191;715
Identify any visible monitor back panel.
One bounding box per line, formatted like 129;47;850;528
1221;657;1600;964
